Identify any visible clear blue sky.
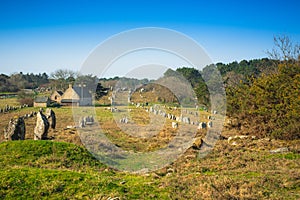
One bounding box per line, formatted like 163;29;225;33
0;0;299;76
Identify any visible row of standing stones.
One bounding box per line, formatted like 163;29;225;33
118;104;215;130
0;104;29;113
3;108;56;141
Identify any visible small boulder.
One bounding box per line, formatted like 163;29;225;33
270;147;289;154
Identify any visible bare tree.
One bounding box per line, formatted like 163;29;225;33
50;69;79;80
267;35;300;61
50;69;79;90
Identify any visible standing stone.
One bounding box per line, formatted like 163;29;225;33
149;107;154;113
172;115;176;120
90;116;94;123
183;117;190;124
208;121;213;128
197;122;206;129
45;108;56;129
172;122;178;129
85;116;94;125
4;117;26;140
120;116;128;124
83;116;88;126
34;111;49;140
79;117;85;128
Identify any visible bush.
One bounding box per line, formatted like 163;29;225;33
227;61;300;139
18;97;34;107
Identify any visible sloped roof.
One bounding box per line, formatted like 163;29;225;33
34;96;49;103
61;85;80;100
73;86;92;99
61;84;92;100
56;90;63;96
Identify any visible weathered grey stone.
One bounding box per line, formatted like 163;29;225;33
4;117;26;140
208;121;213;128
84;116;94;125
89;115;94;123
183;117;190;124
120;116;128;124
197;122;206;129
171;122;178;129
172;115;176;120
227;135;257;144
34;111;49;140
149;106;154;113
79;118;85;128
83;116;87;126
45;108;56;129
270;147;289;154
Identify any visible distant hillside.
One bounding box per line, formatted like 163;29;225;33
130;82;179;104
99;76;150;90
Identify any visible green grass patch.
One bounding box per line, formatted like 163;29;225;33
0;140;105;170
266;152;300;160
0;140;169;199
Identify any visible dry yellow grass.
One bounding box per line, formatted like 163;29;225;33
0;97;20;107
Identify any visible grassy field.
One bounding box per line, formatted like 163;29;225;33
0;98;299;199
0;97;20;107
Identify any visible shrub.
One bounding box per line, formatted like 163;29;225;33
227;61;300;139
18;97;34;107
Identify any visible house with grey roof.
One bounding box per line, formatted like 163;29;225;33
34;96;50;107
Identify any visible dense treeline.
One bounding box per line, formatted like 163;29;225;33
0;72;49;92
217;58;278;87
